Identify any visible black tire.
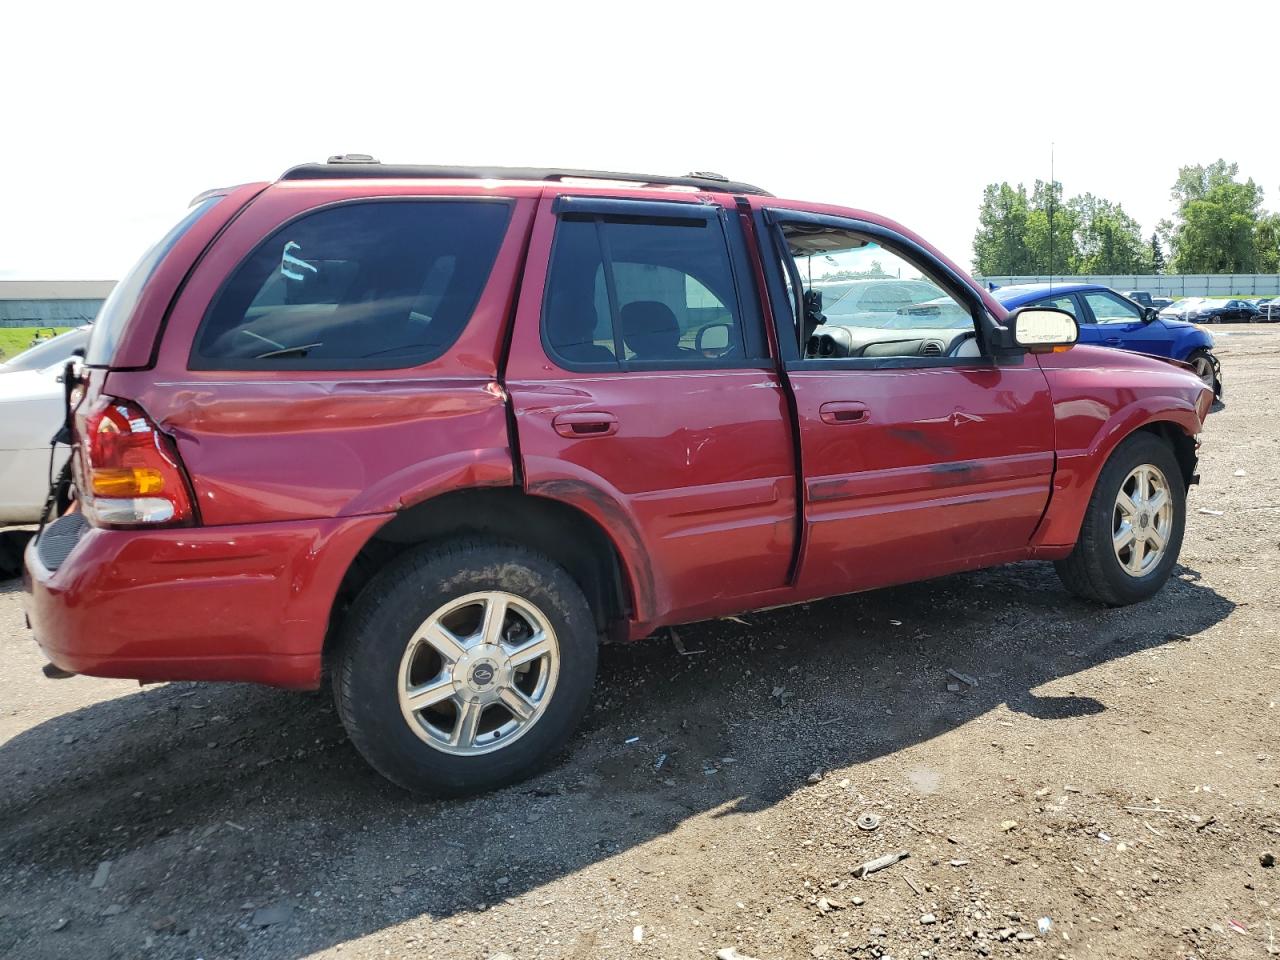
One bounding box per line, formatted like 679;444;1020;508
1185;347;1221;397
333;538;598;796
1054;432;1186;606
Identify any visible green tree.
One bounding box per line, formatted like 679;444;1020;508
972;182;1032;275
1025;180;1079;275
1168;160;1266;272
1149;233;1165;274
1067;192;1152;274
1254;213;1280;273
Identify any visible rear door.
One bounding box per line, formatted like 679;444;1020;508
758;207;1056;596
506;195;796;627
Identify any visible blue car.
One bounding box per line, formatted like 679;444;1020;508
991;283;1221;396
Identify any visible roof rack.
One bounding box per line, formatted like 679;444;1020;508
279;157;772;196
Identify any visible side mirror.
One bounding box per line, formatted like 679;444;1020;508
1006;306;1079;353
695;322;732;354
1142;306;1158;323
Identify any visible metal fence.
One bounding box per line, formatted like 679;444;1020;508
975;274;1280;297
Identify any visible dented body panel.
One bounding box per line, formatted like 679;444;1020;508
24;172;1213;688
1030;346;1211;550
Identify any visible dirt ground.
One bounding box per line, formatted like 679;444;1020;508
2;327;1278;960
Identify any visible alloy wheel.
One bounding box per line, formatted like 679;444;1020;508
1112;463;1174;577
396;591;560;755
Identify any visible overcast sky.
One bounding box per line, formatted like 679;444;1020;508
2;0;1276;281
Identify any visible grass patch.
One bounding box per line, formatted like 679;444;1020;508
0;327;73;362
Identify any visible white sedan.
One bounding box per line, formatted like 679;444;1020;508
0;327;88;525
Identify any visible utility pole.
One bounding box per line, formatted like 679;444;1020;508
1048;142;1055;290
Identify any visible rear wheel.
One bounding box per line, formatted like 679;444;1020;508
1055;433;1186;606
333;538;598;796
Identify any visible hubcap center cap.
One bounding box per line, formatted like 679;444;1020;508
453;644;511;702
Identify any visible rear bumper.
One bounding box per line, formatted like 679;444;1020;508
23;511;388;689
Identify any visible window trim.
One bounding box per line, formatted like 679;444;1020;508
187;196;514;372
758;208;1007;370
539;197;771;374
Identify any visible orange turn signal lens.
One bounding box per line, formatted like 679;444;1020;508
91;467;165;497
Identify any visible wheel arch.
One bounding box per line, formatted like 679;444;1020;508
325;488;638;652
1135;420;1198;490
1033;403;1202;552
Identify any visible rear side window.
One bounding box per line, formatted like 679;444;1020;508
543;211;760;369
191;199;511;370
1032;294;1078;316
86;197;222;366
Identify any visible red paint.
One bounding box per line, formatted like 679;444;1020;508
1030;345;1210;549
25;172;1212;688
25;513;386;688
787;356;1058;595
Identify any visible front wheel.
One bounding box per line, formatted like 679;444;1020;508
333;539;598;796
1055;433;1186;606
1185;347;1220;397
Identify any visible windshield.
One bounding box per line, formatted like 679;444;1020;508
86;197;222;366
876;298;974;330
1;326;91;372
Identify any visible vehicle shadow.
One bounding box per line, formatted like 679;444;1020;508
0;561;1234;959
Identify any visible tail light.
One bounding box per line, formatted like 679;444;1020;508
76;398;196;527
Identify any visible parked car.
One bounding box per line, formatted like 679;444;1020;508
1150;296;1174;312
24;161;1213;795
0;326;88;525
1123;290;1154;309
2;325;90;373
1255;298;1280;322
1161;298;1259;323
993;283;1222;396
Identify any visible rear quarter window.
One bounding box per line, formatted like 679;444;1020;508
190;199;511;370
86;197;222;366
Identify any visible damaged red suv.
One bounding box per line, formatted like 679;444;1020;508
25;159;1214;795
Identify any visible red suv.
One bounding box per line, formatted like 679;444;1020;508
25;159;1213;795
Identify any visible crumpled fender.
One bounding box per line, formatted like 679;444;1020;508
1031;391;1205;551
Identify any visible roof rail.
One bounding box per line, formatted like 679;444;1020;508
279;159;772;196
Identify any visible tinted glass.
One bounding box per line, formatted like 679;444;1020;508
193;200;510;369
1083;291;1142;324
86;198;221;366
543;214;748;367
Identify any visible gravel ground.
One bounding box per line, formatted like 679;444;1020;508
1;326;1278;960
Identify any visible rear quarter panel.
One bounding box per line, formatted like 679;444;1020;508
104;186;539;525
1032;345;1212;550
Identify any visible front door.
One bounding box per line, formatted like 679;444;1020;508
506;196;796;627
1077;289;1175;357
760;209;1057;596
